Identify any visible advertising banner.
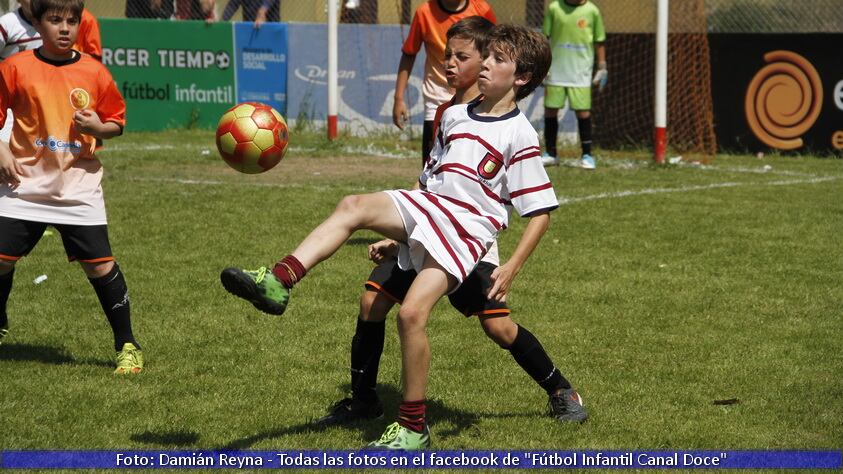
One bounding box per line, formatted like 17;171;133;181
286;23;558;135
710;34;843;155
234;22;288;114
101;19;235;131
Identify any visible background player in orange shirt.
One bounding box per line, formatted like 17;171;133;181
75;8;101;60
0;0;143;374
392;0;496;165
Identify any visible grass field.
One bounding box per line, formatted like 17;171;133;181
1;128;841;459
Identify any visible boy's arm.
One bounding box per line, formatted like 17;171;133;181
73;110;123;139
487;211;551;302
592;42;607;91
0;141;23;188
393;52;416;129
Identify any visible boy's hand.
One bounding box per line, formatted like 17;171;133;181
368;239;399;264
488;262;518;302
592;62;608;92
73;109;104;136
392;99;409;129
0;152;23;189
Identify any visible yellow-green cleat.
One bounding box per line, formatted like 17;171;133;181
114;342;144;375
220;266;290;315
366;422;431;450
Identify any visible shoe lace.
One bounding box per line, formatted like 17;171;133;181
376;422;401;444
328;398;354;413
117;348;139;367
253;267;269;284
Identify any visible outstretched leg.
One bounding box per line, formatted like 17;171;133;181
221;192;407;315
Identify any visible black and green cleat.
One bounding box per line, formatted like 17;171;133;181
220;266;290;316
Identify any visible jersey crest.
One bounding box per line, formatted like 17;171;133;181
477;152;503;180
69;88;91;110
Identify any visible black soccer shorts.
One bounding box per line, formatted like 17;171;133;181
0;216;114;263
365;259;510;317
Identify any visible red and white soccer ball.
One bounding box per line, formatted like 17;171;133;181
215;102;289;174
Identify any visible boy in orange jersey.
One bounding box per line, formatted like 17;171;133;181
314;16;587;432
392;0;496;166
0;0;143;374
75;8;101;60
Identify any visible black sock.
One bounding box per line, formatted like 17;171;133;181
0;267;13;328
507;324;571;394
350;318;385;403
89;263;138;352
544;117;558;157
578;115;593;156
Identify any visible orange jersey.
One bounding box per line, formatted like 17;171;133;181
402;0;495;115
0;49;125;225
74;9;102;59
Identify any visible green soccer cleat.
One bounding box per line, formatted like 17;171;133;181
114;342;144;375
220;266;290;315
0;323;8;346
366;422;431;450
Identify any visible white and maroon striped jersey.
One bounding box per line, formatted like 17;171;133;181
386;101;558;282
0;9;40;60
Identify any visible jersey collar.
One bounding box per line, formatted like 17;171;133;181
467;100;520;122
35;48;82;67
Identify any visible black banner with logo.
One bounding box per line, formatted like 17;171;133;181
710;34;843;155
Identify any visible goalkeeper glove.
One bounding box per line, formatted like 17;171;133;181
592;62;608;92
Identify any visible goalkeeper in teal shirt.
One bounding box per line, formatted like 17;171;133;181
540;0;606;169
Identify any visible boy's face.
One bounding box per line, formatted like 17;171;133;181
444;37;483;90
478;45;527;100
35;9;80;57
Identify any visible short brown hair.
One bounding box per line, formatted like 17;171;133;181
484;24;552;100
446;16;495;52
31;0;84;21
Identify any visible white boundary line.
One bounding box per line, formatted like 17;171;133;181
557;176;841;205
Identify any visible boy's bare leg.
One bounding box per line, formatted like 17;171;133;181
398;255;454;401
291;192;407;270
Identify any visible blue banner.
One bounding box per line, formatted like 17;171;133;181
1;450;840;469
234;22;288;114
287;23;424;133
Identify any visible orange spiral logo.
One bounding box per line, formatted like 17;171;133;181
745;51;823;150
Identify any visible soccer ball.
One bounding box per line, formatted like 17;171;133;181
215;102;289;174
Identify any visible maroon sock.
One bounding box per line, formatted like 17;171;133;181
271;255;307;289
398;399;426;433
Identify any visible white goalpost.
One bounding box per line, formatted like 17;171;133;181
327;0;339;140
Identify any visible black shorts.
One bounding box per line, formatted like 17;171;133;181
365;259;509;317
0;216;114;263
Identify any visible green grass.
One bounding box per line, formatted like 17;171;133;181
2;128;841;457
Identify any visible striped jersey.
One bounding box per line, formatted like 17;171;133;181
388;101;557;281
0;49;126;225
0;9;40;60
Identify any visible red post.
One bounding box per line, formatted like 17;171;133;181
328;115;338;140
654;127;667;164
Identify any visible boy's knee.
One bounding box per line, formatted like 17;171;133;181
397;307;427;331
336;194;364;216
480;316;518;347
80;259;115;279
575;110;591;119
359;290;392;322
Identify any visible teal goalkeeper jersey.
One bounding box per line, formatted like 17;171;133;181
542;0;606;87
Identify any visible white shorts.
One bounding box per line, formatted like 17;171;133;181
384;189;497;285
0;111;12;142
